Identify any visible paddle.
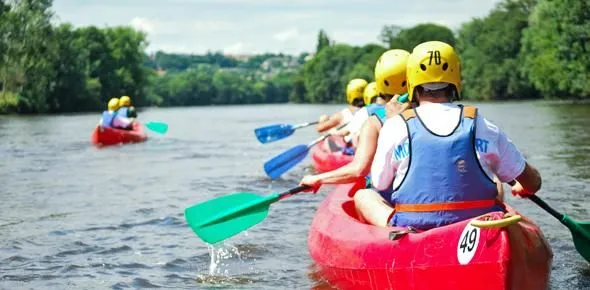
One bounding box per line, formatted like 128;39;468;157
263;122;349;180
255;121;319;144
528;195;590;262
144;121;168;134
397;93;409;103
184;185;310;244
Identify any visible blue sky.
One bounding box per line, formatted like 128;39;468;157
52;0;501;55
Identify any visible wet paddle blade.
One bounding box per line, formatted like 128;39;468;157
145;121;169;134
562;215;590;262
264;144;309;179
254;124;295;144
184;192;280;244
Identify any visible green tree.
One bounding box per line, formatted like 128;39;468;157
457;0;538;100
1;0;56;113
343;44;387;83
316;29;331;53
289;72;306;103
521;0;590;99
104;27;150;105
47;24;94;112
302;44;357;103
380;23;456;51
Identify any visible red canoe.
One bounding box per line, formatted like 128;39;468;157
90;122;147;147
311;136;354;173
308;182;553;290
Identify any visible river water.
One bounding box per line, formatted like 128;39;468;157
0;102;589;289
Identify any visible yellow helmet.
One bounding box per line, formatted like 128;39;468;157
363;82;378;104
375;49;410;96
108;98;120;111
119;95;132;107
406;41;461;102
346;78;368;104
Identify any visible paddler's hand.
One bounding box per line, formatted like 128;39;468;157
318;114;329;123
385;95;410;118
300;175;321;194
510;181;533;198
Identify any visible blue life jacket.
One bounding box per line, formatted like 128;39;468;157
366;104;386;124
390;105;499;230
117;107;129;118
100;111;116;128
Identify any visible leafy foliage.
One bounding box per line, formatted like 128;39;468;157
1;0;588;114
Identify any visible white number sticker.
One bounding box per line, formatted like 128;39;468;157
457;223;480;265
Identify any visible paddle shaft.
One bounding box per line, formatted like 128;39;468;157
198;186;311;228
278;185;310;200
307;122;350;148
292;121;319;130
529;195;565;222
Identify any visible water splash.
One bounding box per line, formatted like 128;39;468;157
207;242;243;276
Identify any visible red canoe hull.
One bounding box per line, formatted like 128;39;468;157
311;136;354;173
90;122;147;147
308;182;553;290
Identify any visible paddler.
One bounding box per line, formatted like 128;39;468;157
300;49;411;197
362;41;542;228
118;95;138;119
316;78;367;134
98;97;134;130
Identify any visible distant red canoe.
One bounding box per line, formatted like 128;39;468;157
90;122;147;147
311;136;354;173
308;182;553;290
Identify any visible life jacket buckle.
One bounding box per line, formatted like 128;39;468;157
388;226;418;240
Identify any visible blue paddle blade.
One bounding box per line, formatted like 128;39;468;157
264;144;310;179
145;121;169;134
254;124;295;144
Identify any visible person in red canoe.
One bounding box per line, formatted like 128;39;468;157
360;41;542;229
316;78;367;134
299;49;411;194
99;97;133;130
118;95;138;119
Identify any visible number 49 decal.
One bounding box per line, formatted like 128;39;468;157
457;223;480;265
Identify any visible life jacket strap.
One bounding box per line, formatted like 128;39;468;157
462;105;477;119
401;109;416;121
395;199;497;212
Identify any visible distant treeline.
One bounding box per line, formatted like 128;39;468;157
1;0;588;114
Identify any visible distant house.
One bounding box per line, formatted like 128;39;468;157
226;54;251;62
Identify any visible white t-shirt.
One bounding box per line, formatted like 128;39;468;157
113;116;132;128
346;107;370;134
371;103;526;191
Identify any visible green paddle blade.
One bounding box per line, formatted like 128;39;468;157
562;215;590;262
145;121;168;134
184;192;280;244
398;93;409;103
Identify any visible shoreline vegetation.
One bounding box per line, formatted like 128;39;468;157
1;0;588;115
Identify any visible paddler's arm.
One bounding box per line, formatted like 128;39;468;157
316;112;343;133
510;163;542;197
490;125;542;197
301;118;380;188
386;95;410;119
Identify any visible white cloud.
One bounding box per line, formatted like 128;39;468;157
52;0;503;54
192;20;231;31
273;28;300;42
130;17;155;34
224;42;249;54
